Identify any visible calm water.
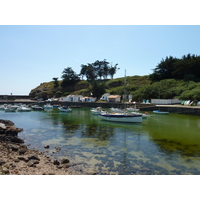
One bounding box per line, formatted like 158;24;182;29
1;107;200;175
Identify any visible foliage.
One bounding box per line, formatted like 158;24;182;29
61;67;80;88
52;77;59;88
80;59;119;81
150;54;200;82
55;91;62;98
91;81;106;99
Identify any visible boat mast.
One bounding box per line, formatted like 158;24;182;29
124;70;127;109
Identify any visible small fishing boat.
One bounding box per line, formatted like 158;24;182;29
126;107;139;112
153;110;169;114
131;112;149;118
44;104;53;109
98;112;143;123
0;105;6;110
110;107;124;113
91;107;107;115
58;106;72;112
17;106;31;112
32;105;44;110
4;107;16;112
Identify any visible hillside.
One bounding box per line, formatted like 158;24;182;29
29;76;200;103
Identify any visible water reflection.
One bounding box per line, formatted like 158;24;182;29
1;108;200;175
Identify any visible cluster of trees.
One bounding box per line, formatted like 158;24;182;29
53;59;119;91
80;59;119;80
150;54;200;82
60;59;119;85
50;59;119;98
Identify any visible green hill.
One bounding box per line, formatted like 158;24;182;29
29;76;200;103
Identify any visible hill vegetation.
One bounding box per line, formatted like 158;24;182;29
29;54;200;103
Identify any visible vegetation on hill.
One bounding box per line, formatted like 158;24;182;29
29;54;200;103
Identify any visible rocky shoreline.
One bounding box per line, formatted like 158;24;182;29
0;119;80;175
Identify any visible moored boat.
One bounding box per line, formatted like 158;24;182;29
58;106;72;112
98;112;143;123
91;107;107;115
44;104;53;109
153;110;169;114
17;106;31;112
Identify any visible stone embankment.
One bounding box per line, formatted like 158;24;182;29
0;119;78;175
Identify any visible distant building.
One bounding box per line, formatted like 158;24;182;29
59;95;83;102
0;95;30;101
108;95;121;103
100;93;110;102
82;97;97;102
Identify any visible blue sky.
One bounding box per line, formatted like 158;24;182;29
1;25;200;95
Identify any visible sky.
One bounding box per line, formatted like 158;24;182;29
0;1;200;95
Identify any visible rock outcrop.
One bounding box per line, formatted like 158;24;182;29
0;119;75;175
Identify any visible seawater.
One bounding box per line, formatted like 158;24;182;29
1;107;200;175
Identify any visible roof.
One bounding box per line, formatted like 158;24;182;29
108;95;121;99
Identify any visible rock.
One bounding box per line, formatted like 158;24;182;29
8;144;19;151
0;159;6;166
53;160;60;165
6;136;24;144
2;167;9;174
0;123;6;130
19;149;27;155
5;127;23;136
27;160;39;167
44;145;49;149
18;156;29;162
0;119;14;126
61;158;70;164
28;154;40;161
55;146;61;152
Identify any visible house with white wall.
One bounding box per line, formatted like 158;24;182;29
108;95;121;103
100;93;110;102
59;95;83;102
82;97;97;102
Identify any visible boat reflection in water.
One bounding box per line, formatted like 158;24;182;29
2;107;200;175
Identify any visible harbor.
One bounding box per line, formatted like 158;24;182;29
1;106;200;175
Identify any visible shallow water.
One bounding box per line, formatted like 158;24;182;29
1;107;200;175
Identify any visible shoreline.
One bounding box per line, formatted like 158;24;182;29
0;119;87;175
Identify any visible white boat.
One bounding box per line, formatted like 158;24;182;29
98;112;143;123
17;106;31;112
126;107;139;112
44;104;53;109
91;107;107;115
58;106;72;112
153;110;169;114
110;107;124;113
0;105;6;110
131;112;149;118
4;107;16;112
32;105;44;110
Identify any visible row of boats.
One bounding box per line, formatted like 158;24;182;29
1;103;168;123
91;107;149;123
91;106;169;123
0;104;72;112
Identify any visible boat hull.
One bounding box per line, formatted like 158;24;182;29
153;110;169;114
98;113;142;123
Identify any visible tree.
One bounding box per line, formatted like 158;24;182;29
52;77;59;88
109;63;119;79
91;81;106;99
61;67;80;87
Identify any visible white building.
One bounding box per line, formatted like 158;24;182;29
151;99;181;105
100;93;110;102
59;95;83;102
82;97;97;102
108;95;121;103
